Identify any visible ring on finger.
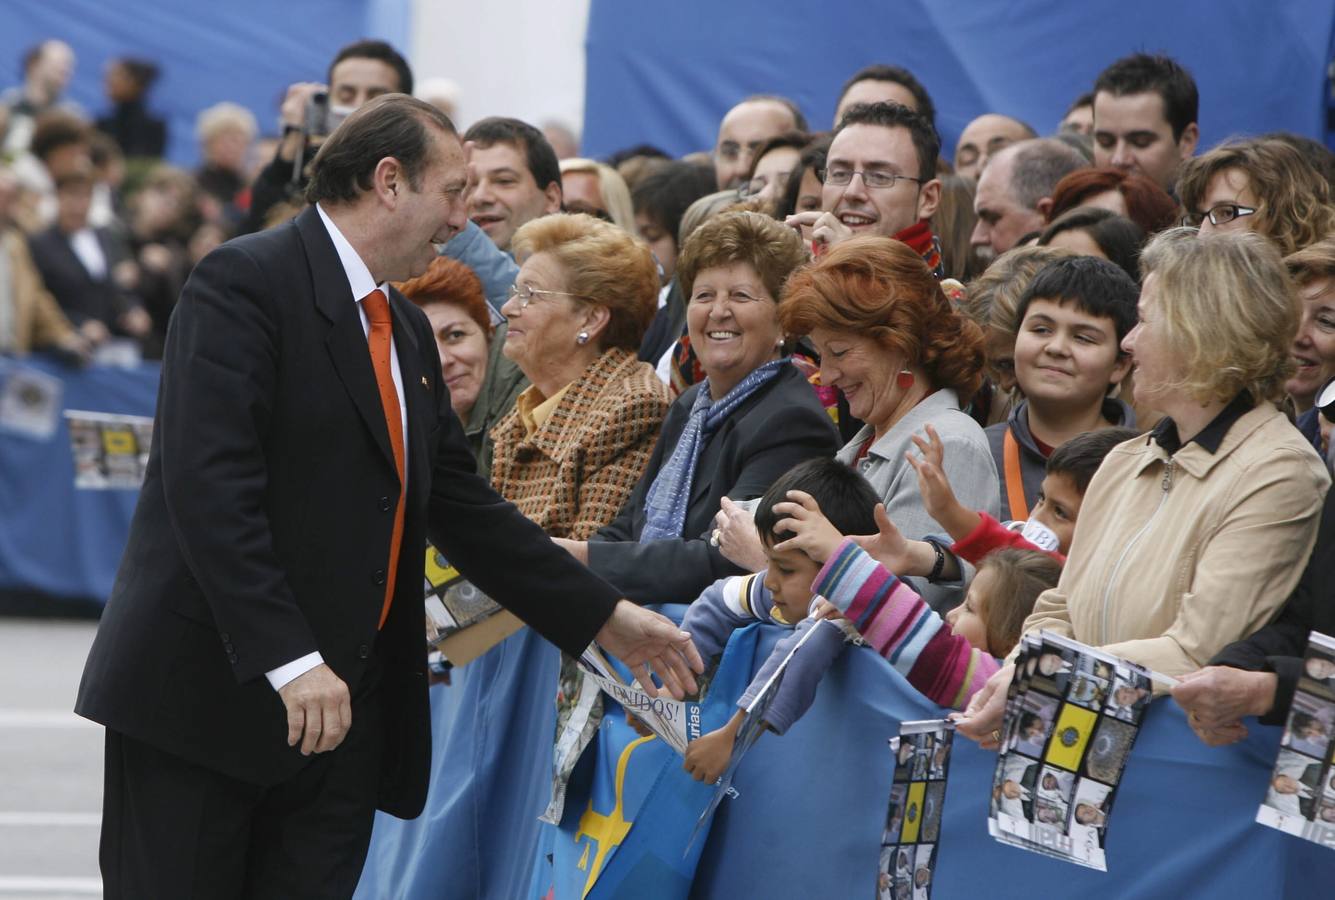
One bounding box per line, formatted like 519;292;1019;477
990;730;1002;744
709;529;722;547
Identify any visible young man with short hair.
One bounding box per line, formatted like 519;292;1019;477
463;116;563;252
787;101;943;274
832;64;936;131
985;255;1139;520
1092;52;1199;194
713;95;805;190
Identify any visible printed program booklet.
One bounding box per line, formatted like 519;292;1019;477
421;543;521;665
988;631;1174;871
879;719;954;900
1256;629;1335;851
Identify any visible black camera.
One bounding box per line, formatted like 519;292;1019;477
302;90;351;139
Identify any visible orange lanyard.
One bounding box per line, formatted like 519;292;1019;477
1003;428;1030;522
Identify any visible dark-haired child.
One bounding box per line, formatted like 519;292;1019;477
680;458;879;782
987;255;1139;522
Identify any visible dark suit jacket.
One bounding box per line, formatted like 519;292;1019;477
75;207;622;818
1211;488;1335;725
27;225;140;331
587;363;840;605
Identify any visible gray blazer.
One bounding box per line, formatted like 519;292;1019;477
836;388;1000;611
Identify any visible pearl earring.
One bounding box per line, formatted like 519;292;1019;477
576;331;590;345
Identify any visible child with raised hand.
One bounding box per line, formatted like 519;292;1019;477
771;496;1061;709
875;423;1138;583
680;458;880;783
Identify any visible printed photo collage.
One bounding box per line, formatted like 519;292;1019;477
879;719;954;900
988;632;1159;871
422;543;500;645
1256;630;1335;851
65;409;153;490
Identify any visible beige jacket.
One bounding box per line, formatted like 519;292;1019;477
1018;402;1330;679
2;227;77;353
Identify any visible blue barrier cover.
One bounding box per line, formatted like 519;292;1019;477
0;355;158;603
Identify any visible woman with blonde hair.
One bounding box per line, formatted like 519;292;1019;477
558;157;636;234
1179;138;1335;257
957;228;1330;746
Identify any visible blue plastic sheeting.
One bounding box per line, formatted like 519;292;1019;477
582;0;1335;160
0;354;158;602
0;0;409;167
355;626;562;900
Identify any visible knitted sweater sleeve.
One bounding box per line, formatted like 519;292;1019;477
812;539;999;709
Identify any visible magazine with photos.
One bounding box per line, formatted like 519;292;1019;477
421;543;522;665
987;632;1170;871
1256;630;1335;851
879;719;953;900
64;409;153;489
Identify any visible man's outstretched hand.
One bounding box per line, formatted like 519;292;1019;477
596;600;704;700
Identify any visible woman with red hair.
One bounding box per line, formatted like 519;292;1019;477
779;235;1000;610
1047;166;1179;235
398;255;523;476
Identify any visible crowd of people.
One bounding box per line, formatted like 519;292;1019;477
7;33;1335;898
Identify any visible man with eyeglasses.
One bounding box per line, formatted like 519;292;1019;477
784;101;944;275
971;138;1087;260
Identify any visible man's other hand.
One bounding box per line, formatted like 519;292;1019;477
278;663;352;756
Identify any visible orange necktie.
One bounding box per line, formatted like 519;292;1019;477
363;288;406;629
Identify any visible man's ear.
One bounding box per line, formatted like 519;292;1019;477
1178;122;1200;161
916;178;942;221
1035;196;1054;219
543;181;563;215
372;156;401;207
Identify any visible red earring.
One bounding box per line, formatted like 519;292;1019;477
897;370;915;390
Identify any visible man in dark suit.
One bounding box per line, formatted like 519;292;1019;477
75;94;701;900
27;169;151;348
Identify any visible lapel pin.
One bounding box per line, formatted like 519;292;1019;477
421;376;430;389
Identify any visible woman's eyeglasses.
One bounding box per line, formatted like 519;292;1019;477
1181;203;1258;227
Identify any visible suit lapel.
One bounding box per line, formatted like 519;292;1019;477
296;208;397;472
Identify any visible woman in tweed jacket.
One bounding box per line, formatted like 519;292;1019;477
489;212;671;538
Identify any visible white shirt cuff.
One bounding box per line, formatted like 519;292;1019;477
265;652;324;691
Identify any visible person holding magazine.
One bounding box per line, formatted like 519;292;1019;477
955;229;1330;749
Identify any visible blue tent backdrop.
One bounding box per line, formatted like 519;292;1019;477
582;0;1335;160
0;0;409;167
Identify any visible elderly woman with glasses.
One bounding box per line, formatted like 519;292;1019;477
491;213;671;539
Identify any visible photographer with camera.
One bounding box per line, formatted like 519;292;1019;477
241;39;413;233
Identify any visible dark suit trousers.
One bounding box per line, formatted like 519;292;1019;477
100;657;384;900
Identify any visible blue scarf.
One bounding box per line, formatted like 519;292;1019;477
639;359;788;542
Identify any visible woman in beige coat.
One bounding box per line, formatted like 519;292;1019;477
957;228;1330;746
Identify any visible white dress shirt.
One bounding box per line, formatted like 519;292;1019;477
266;205;409;691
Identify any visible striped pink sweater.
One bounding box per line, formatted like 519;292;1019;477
810;539;999;710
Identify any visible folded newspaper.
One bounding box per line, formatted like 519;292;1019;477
576;644;704;757
987;631;1176;871
1256;629;1335;851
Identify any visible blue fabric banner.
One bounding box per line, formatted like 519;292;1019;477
0;0;403;167
582;0;1335;161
